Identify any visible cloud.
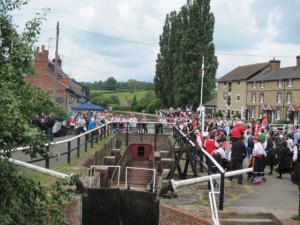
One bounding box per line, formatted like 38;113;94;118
9;0;300;83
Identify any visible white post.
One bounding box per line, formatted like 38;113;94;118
198;56;205;132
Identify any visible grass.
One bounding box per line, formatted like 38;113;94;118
22;137;109;186
91;90;149;102
291;214;300;221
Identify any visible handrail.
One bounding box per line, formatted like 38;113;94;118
125;166;156;192
209;176;220;225
4;157;72;181
11;123;109;152
89;165;120;188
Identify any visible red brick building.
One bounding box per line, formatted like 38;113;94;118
26;45;89;113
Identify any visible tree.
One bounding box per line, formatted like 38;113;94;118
104;77;117;91
0;1;75;224
154;0;218;111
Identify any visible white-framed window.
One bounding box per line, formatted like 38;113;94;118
259;93;264;103
237;80;240;86
251;108;256;118
252;81;256;88
287;93;292;104
223;92;227;101
277;92;282;103
251;93;256;103
287;79;292;87
236;94;240;101
260;81;265;88
276;109;281;120
278;80;282;87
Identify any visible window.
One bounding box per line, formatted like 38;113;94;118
251;93;256;103
251;108;256;118
287;93;292;104
224;82;226;87
260;81;265;88
237;80;240;85
252;81;256;88
228;82;232;92
223;92;227;100
236;94;240;101
259;93;264;103
278;80;282;87
277;92;282;103
287;79;292;87
276;109;281;120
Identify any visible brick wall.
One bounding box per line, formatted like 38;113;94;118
159;204;212;225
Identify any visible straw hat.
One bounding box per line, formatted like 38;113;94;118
194;129;201;134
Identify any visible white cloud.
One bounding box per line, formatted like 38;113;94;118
79;6;95;23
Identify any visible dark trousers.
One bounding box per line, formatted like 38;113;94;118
230;159;243;182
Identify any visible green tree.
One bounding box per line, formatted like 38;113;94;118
104;77;117;91
131;94;138;110
154;0;218;111
110;95;120;105
0;1;75;224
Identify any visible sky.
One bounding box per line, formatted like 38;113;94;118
11;0;300;83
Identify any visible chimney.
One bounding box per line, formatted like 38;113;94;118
57;55;62;67
36;46;39;52
41;45;45;53
270;58;280;71
297;56;300;69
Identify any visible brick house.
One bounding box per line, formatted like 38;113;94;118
217;56;300;124
25;45;89;113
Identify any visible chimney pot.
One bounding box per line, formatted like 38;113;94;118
297;56;300;69
270;59;280;71
42;45;45;52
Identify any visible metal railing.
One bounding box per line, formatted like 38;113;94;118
10;123;113;168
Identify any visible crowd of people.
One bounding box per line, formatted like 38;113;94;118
31;109;300;194
66;112;149;135
172;112;300;195
32;112;56;141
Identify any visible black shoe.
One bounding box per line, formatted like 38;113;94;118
268;172;272;175
238;182;243;185
276;176;282;179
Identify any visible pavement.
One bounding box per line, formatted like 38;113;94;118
226;167;300;223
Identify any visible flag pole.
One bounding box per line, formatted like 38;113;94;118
198;56;205;133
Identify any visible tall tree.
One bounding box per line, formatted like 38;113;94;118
154;0;218;111
104;77;117;91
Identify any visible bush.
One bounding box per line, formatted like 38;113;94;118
273;119;291;125
212;110;223;118
147;99;161;114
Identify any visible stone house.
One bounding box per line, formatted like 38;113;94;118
217;56;300;124
217;62;269;119
25;45;89;113
247;57;300;124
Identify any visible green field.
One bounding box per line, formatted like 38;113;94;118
91;90;150;102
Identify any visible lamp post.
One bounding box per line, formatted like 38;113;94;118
197;56;205;132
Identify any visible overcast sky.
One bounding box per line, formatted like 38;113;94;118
12;0;300;83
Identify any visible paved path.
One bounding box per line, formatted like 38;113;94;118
226;168;300;223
